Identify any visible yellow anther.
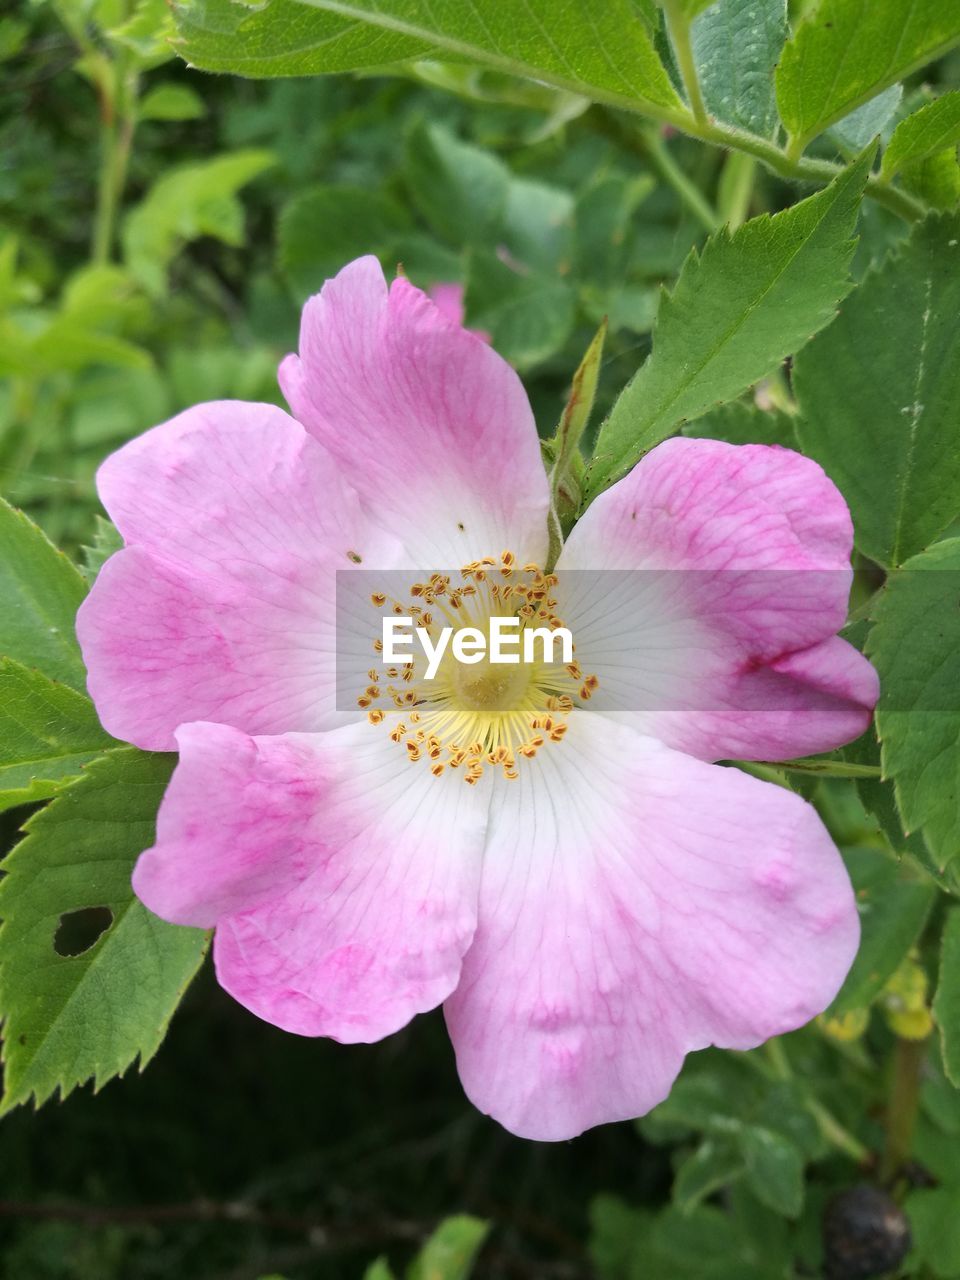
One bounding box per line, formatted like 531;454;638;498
370;592;387;607
368;708;385;725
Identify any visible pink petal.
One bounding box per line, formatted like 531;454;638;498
279;257;548;566
136;720;488;1041
76;400;401;750
445;713;858;1141
557;438;877;761
428;282;492;344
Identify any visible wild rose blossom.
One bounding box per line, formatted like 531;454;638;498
77;256;879;1141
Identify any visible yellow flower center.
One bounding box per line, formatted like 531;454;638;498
359;552;598;783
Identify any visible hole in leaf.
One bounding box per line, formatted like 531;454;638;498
54;906;113;957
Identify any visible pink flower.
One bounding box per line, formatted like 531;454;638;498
427;281;491;343
77;256;878;1141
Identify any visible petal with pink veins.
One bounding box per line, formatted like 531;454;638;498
76;400;402;751
279;257;548;566
135;720;489;1042
445;713;859;1141
556;437;878;761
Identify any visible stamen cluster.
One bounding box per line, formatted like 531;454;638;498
358;552;598;783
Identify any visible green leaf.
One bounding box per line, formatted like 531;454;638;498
174;0;431;77
573;172;656;290
882;92;960;179
0;749;209;1114
80;516;124;587
830;84;902;156
0;660;115;814
407;1215;489;1280
831;848;935;1016
585;150;870;500
364;1262;397;1280
281;0;683;118
123;149;275;294
905;1188;960;1278
867;539;960;874
934;909;960;1088
776;0;960;153
738;1126;804;1218
278;184;411;299
901;149;960;211
0;496;89;692
673;1139;745;1212
404;122;508;247
692;0;786;137
138;82;206;120
500;177;574;274
465;251;575;370
794;212;960;568
682;400;796;446
109;0;177;68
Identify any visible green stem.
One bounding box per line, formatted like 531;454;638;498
595;107;927;225
764;1040;870;1164
717;150;756;230
807;1098;872;1165
882;1037;927;1182
662;0;708;125
91;63;137;264
641;125;720;231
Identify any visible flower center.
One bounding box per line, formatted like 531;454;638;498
360;552;598;783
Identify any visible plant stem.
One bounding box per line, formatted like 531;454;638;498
717;150;756;229
662;0;708;125
641;125;720;231
882;1036;927;1182
595;106;927;225
763;1039;871;1164
91;60;136;264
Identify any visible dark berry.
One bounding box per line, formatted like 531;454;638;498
822;1185;911;1279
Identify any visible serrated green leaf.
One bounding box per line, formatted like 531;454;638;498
776;0;960;153
0;749;209;1114
284;0;683;117
123;149;275;294
404;122;509;247
174;0;431;77
738;1126;804;1217
692;0;786;137
278;184;411;299
882;92;960;179
407;1215;489;1280
831;848;935;1016
866;539;960;874
934;909;960;1088
0;659;115;813
0;496;89;692
585;150;870;500
80;516;124;587
794;212;960;568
